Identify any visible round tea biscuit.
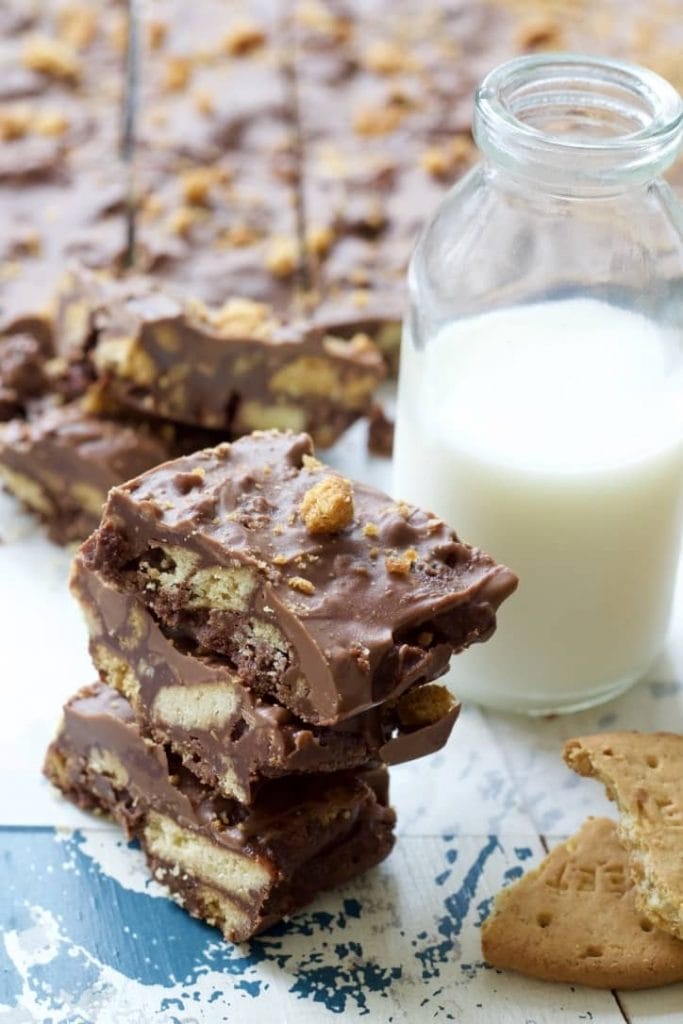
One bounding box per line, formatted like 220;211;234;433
564;731;683;941
481;817;683;989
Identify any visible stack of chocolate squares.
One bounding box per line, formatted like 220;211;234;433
44;430;516;940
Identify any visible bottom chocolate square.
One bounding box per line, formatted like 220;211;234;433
44;682;396;942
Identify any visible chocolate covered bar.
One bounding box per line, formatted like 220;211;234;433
44;681;396;942
71;555;461;802
79;430;517;725
56;269;385;447
0;403;173;543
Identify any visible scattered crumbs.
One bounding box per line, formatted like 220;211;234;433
288;576;315;595
385;548;418;575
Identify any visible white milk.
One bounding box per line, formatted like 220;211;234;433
394;297;683;713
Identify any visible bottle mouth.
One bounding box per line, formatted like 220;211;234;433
474;54;683;192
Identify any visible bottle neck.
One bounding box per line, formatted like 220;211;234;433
473;54;683;198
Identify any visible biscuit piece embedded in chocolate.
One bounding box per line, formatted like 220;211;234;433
0;403;172;543
44;682;396;942
70;558;461;802
55;269;385;447
79;430;517;725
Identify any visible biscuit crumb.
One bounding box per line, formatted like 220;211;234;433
23;37;80;82
0;108;30;140
193;88;215;116
164;55;192;91
206;297;274;339
300;476;354;534
420;136;474;178
353;104;403;136
386;548;418;575
148;19;167;50
265;236;299;278
180;167;223;205
166;206;200;237
58;5;97;49
363;522;379;538
302;454;323;473
363;40;413;74
35;111;69;136
306;225;334;258
397;684;454;728
517;16;564;50
224;21;266;55
288;575;316;594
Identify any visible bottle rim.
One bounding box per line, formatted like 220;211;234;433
474;53;683;191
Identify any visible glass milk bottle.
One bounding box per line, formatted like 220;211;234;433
394;54;683;715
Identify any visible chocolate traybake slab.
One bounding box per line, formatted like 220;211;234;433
44;681;396;943
76;429;517;725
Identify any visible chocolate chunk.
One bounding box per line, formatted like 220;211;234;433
79;430;517;725
44;681;396;942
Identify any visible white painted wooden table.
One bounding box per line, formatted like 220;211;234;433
1;419;681;1023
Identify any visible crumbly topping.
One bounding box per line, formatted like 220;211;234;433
147;19;168;50
306;225;335;258
221;223;260;248
302;454;323;473
223;21;266;56
180;167;224;206
35;111;69;136
163;55;192;91
166;206;201;237
288;576;316;594
0;106;69;140
265;236;299;278
0;108;30;141
58;5;97;49
296;2;352;42
300;476;354;535
352;103;404;137
516;15;564;49
385;548;418;575
193;88;215;116
363;40;414;75
23;37;80;82
202;297;275;340
362;522;379;538
420;135;474;178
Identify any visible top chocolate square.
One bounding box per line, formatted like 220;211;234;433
79;430;517;724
